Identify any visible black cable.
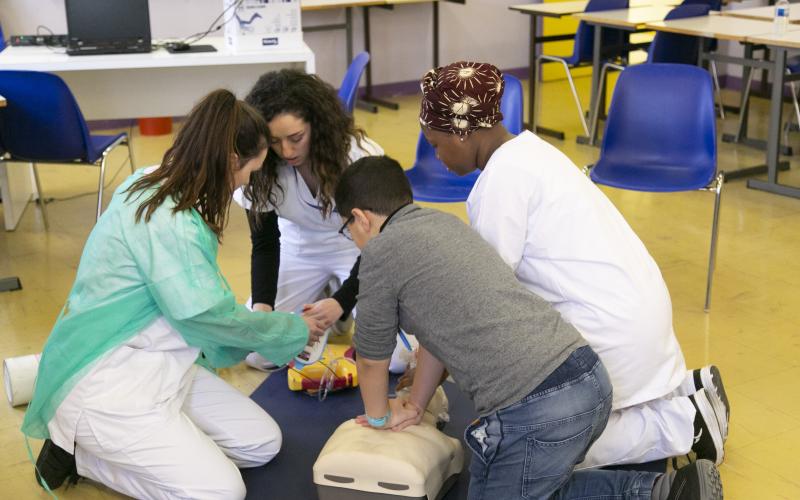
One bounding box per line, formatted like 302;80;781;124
35;25;67;54
180;0;245;46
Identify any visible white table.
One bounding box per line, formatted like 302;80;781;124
0;37;315;230
643;14;785;40
0;37;315;120
572;6;676;145
509;0;680;140
301;0;385;69
719;5;800;23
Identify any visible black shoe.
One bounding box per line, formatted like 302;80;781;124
667;459;723;500
35;439;79;490
690;390;724;465
694;365;730;442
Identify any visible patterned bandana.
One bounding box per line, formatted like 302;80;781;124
419;61;504;136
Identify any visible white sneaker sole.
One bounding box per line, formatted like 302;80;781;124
244;352;284;372
700;365;730;442
694;389;725;466
696;459;724;500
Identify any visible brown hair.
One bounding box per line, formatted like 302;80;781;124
242;69;366;218
126;89;268;240
334;156;412;218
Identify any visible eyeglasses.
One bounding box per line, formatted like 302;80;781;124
338;214;354;240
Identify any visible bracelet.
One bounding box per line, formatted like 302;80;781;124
367;410;392;428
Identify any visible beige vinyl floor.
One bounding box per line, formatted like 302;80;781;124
1;74;799;499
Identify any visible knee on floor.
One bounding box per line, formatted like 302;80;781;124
225;426;283;468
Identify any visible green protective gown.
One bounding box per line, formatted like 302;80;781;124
22;169;308;439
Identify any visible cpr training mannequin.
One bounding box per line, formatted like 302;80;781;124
417;60;730;469
23;90;325;499
313;385;461;500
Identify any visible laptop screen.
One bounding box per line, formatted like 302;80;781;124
66;0;151;44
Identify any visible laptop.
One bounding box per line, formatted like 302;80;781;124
65;0;152;55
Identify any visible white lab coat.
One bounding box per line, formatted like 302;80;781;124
234;136;384;313
467;131;694;466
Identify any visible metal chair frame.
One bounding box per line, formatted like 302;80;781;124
29;135;135;228
535;55;591;136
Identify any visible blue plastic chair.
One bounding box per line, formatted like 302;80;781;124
337;52;370;114
647;4;710;64
681;0;722;13
405;74;523;203
587;64;723;311
0;70;135;227
0;22;6;51
536;0;628;135
648;4;725;120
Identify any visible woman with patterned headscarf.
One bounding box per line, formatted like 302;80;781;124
416;61;727;499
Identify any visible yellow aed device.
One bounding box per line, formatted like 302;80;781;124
287;343;358;394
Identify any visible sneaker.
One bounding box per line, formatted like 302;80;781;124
35;439;79;490
694;365;730;442
667;459;723;500
244;352;285;372
690;389;725;465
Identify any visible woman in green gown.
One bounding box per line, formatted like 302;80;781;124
24;89;323;499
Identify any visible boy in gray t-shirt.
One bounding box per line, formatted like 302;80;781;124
334;156;722;500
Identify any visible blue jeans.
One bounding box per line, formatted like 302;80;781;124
465;346;660;500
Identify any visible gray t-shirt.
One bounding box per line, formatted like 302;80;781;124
355;205;586;416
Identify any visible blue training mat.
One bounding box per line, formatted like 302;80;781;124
245;370;666;499
244;370;474;500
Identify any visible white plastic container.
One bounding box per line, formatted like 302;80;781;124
3;353;41;407
224;0;303;52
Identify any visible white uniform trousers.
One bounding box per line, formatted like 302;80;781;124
74;367;281;500
577;390;696;468
272;243;358;314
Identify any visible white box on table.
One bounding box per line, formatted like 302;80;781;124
224;0;303;52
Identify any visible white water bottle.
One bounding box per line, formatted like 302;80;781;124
775;0;790;35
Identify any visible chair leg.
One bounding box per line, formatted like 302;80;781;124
704;171;725;312
538;55;589;136
710;60;725;120
788;75;800;133
781;71;800;145
31;163;49;231
96;154;109;222
125;135;136;173
589;62;625;145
